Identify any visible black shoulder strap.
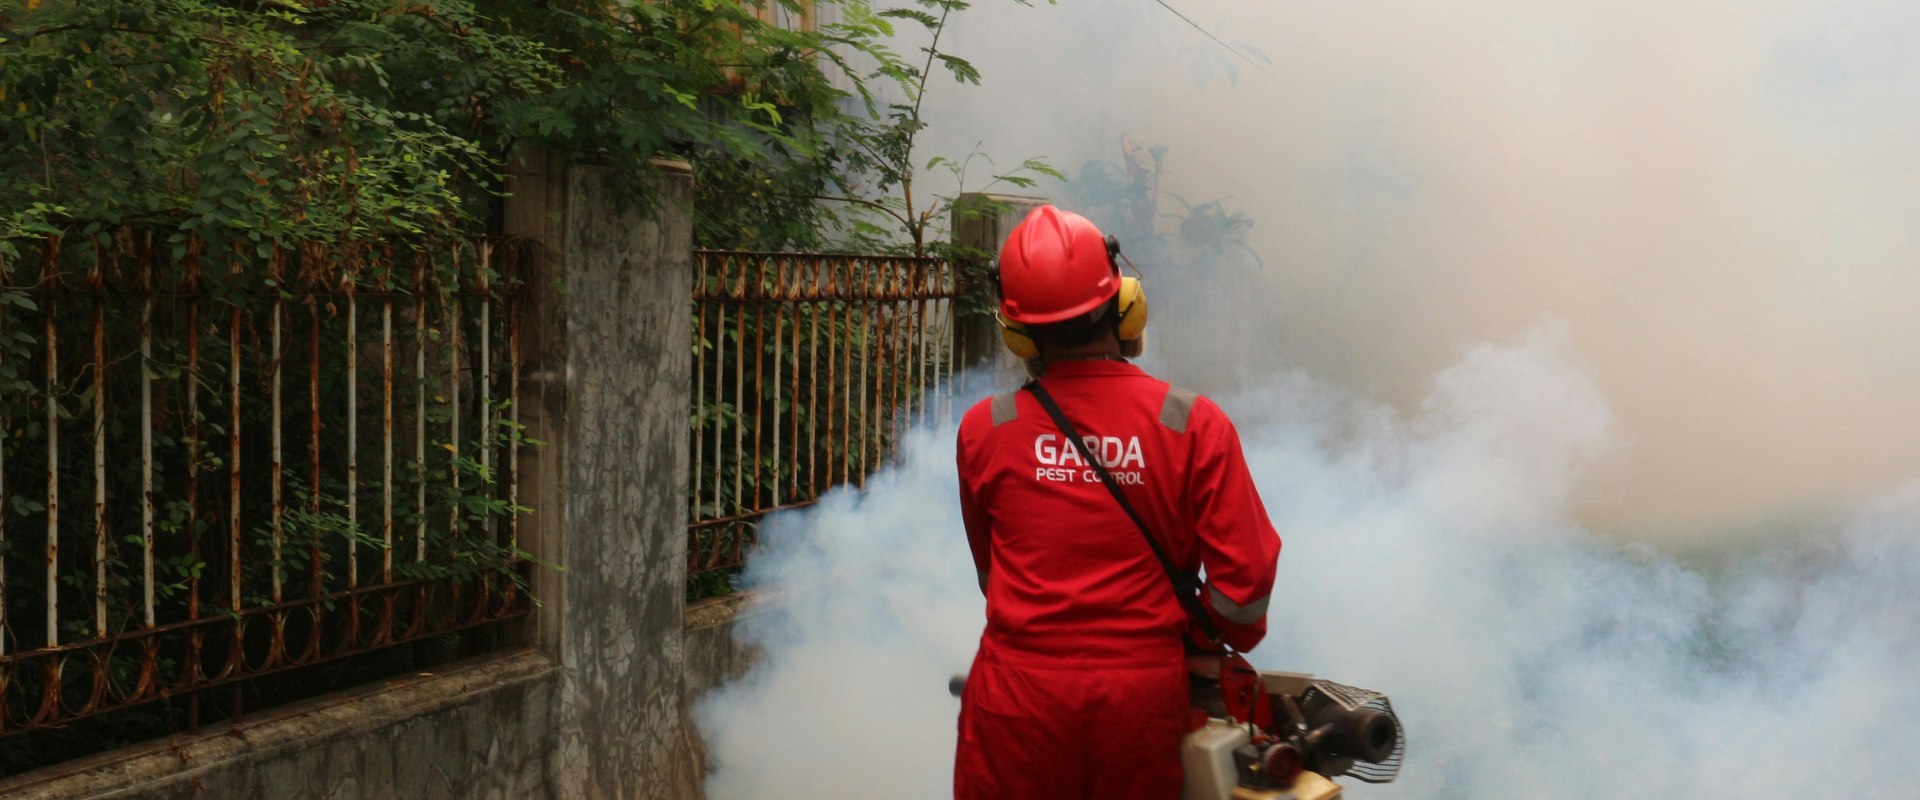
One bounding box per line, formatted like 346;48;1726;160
1023;380;1225;645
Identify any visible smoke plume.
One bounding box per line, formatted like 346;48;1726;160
697;329;1920;797
920;0;1920;544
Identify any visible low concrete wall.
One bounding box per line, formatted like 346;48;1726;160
683;592;764;703
0;650;558;800
2;590;769;800
682;591;769;784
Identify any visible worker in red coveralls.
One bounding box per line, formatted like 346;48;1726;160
953;205;1282;799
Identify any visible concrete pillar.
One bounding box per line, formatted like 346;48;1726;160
504;147;569;660
506;153;699;799
950;193;1048;379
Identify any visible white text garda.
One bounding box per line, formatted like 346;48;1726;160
1033;434;1146;469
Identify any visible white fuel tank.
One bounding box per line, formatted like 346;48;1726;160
1181;719;1251;800
1180;719;1343;800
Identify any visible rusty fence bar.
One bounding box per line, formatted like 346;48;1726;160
0;231;532;738
688;251;959;579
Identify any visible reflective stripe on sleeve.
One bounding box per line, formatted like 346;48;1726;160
1208;585;1270;625
1160;386;1199;433
990;392;1019;427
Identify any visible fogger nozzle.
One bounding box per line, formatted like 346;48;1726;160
948;674;967;698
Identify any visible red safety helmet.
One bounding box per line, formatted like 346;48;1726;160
996;205;1120;325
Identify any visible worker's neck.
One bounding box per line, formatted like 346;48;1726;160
1041;337;1124;365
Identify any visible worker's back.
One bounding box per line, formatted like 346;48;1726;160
956;359;1280;664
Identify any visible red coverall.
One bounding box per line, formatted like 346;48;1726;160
954;359;1282;800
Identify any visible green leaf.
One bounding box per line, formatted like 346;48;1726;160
878;8;941;29
935;53;981;85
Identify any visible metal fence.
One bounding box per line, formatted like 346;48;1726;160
689;251;958;579
0;231;530;737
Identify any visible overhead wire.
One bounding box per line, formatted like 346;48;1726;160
1148;0;1277;79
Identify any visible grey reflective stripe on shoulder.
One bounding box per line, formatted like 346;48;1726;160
990;391;1020;427
1160;386;1200;433
1208;586;1270;625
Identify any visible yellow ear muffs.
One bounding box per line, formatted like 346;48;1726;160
1116;276;1148;352
1001;277;1147;361
999;313;1040;360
